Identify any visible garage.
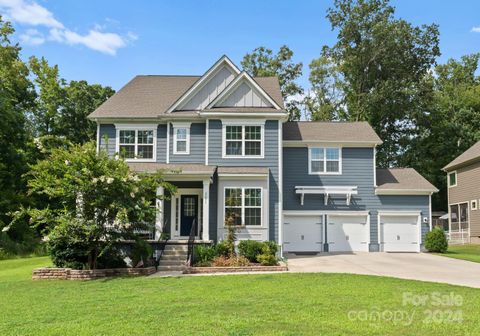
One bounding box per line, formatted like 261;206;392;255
327;215;369;252
379;214;420;252
283;215;323;252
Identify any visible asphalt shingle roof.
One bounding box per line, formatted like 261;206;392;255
443;141;480;171
376;168;438;192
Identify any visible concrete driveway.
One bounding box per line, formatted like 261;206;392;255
286;252;480;288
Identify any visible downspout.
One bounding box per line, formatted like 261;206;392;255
166;122;170;164
96;120;100;153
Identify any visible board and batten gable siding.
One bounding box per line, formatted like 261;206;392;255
208;119;280;241
448;161;480;237
169;123;206;164
98;124;167;163
283;147;430;250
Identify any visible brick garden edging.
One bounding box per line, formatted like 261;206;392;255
32;266;156;280
184;264;288;274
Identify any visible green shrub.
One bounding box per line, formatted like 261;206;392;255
256;253;278;266
263;241;278;255
194;244;216;265
238;240;264;262
97;246;127;269
130;239;153;267
425;227;448;253
215;241;230;258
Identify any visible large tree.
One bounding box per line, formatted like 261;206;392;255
308;0;440;166
0;17;35;229
241;46;304;120
402;54;480;210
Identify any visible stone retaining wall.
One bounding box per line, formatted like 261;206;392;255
184;264;288;274
32;266;156;280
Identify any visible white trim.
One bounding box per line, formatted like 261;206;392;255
278;120;283;256
223;186;263;228
207;71;282;110
367;213;371;247
205;120;209;165
375;189;436;195
202;180;210;241
295;186;358;206
283;140;380;147
283;210;369;216
221;122;265;159
448;171;457;188
166;122;170;164
471;199;478;211
308;147;342;175
115;126;157;162
218;173;268;179
172;124;191;155
170;188;203;239
200;112;287;119
96;123;100;153
377;210;422;216
167;55;241;113
373;146;377;187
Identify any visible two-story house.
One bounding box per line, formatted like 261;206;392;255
443;141;480;244
88;55;437;258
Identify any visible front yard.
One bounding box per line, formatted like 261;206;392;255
1;257;479;335
439;244;480;263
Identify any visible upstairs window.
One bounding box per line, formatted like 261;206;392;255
173;126;190;154
223;124;263;158
309;147;341;174
448;171;457;187
118;128;155;161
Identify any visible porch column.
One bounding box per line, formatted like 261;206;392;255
155;186;164;240
202;179;210;241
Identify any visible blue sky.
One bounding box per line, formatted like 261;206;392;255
1;0;480;91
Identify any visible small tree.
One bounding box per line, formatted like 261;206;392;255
26;141;174;269
425;227;448;253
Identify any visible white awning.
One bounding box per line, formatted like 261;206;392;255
295;186;358;206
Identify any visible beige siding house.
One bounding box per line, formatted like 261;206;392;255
443;141;480;243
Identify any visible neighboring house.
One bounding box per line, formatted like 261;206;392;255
88;55;438;256
443;141;480;244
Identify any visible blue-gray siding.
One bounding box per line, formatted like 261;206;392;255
169;123;205;163
283;147;430;249
208;119;280;241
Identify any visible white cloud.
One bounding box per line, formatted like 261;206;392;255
0;0;136;55
19;28;44;45
471;27;480;33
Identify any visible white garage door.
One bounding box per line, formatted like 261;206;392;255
328;215;369;252
380;215;419;252
283;215;323;252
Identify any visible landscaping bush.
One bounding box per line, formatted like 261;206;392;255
425;227;448;253
97;246;127;269
194;244;217;266
214;241;230;258
238;240;264;262
130;238;153;267
211;255;250;267
256;242;279;266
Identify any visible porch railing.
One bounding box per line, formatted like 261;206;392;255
186;218;197;267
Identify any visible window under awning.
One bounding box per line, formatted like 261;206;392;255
295;186;358;206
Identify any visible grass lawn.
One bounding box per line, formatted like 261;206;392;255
439;244;480;263
1;258;480;336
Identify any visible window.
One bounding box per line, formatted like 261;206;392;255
471;200;478;211
223;124;263;157
309;147;341;174
118;128;155;160
448;171;457;187
450;203;469;232
173;126;190;154
224;187;262;226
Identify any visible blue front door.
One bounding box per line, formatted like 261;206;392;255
180;195;198;236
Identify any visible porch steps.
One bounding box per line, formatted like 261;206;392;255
156;243;188;272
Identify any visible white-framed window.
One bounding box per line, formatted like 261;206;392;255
116;125;156;161
224;187;262;226
471;200;478;211
309;147;342;174
222;122;264;158
173;125;190;154
448;171;457;187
